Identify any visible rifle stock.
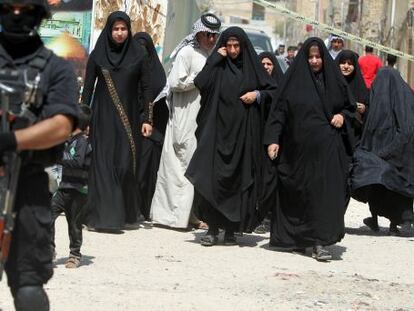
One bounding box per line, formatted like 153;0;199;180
0;153;21;281
0;227;12;280
0;217;4;242
0;83;22;281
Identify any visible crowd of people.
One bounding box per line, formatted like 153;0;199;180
1;2;414;308
63;10;414;264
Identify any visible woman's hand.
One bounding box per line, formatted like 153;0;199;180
357;103;366;114
141;123;153;137
217;47;227;57
267;144;280;160
330;114;344;128
240;91;257;105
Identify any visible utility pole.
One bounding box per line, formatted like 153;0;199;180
390;0;396;47
328;0;334;26
358;0;363;38
313;0;319;36
408;8;414;85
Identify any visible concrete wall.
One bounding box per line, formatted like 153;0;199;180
162;0;201;67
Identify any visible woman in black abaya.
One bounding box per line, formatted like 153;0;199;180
336;50;369;142
336;50;378;229
352;68;414;236
259;52;284;87
254;52;284;234
82;12;153;230
264;37;355;261
186;27;277;246
134;32;168;220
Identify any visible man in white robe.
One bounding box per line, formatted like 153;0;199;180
326;34;344;60
150;14;221;228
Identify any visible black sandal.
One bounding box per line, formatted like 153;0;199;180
200;228;219;246
254;223;269;234
399;221;414;237
200;234;218;246
223;231;237;246
312;246;332;261
389;223;400;236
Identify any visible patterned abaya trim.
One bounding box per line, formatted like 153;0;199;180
101;68;137;175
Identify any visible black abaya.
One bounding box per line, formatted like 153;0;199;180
336;50;368;105
257;52;284;219
134;32;168;220
185;27;277;232
264;37;355;248
258;52;284;88
352;68;414;224
336;50;369;141
81;12;151;229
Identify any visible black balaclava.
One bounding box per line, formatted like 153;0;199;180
0;1;49;58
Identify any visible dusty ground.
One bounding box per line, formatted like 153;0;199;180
1;199;414;311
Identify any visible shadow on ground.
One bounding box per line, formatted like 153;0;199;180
345;226;391;237
54;255;95;268
152;223;194;233
86;228;125;235
260;242;347;261
188;231;267;247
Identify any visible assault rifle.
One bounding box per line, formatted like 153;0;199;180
0;69;41;280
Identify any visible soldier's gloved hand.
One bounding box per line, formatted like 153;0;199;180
0;132;17;154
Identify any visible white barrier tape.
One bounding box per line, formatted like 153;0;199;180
254;0;414;62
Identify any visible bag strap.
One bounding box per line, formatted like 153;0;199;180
28;48;53;72
101;68;137;175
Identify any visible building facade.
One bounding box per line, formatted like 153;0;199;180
204;0;413;83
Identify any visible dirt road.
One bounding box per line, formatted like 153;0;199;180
1;199;413;310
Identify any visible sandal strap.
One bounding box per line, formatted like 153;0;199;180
67;257;80;263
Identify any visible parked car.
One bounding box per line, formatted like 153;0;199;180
245;29;274;54
221;24;274;54
221;24;288;72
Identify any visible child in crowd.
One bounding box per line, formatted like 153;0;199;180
51;105;92;268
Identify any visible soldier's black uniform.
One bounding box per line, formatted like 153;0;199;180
0;1;79;310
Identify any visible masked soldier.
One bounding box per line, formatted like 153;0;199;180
0;1;79;310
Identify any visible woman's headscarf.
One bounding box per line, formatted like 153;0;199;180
352;67;414;199
277;37;352;120
186;27;277;229
363;68;414;149
258;51;284;85
211;27;275;95
336;50;368;104
194;27;277;130
264;37;355;152
92;11;144;70
133;32;166;100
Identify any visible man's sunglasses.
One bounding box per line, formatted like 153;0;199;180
203;32;218;38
